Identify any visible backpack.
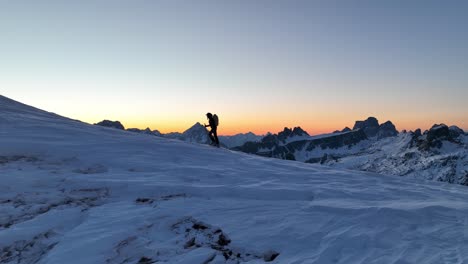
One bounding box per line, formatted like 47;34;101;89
213;114;219;127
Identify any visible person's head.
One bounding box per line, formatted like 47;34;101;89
206;112;212;119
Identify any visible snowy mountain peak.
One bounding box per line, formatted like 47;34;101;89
183;122;206;134
181;122;210;144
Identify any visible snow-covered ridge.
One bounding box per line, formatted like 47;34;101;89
235;117;467;186
2;95;468;263
218;132;263;148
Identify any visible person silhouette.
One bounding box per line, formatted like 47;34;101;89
204;112;220;147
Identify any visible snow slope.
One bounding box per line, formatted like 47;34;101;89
1;95;468;264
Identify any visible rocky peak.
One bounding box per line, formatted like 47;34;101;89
449;125;465;138
94;120;125;130
277;127;308;142
183;122;207;135
413;124;463;151
292;127;308;136
412;129;422;138
427;124;451;142
377;121;398;139
353;117;379;130
352;117;398;138
353;117;380;137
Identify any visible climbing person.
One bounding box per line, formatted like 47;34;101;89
204;112;220;147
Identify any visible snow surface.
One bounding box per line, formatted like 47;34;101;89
323;133;468;184
1;95;468;263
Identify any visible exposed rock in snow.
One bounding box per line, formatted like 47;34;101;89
94;120;125;130
449;125;465;138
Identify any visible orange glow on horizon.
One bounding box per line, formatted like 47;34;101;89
109;116;467;137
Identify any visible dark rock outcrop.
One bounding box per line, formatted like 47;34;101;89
413;129;422;138
449;126;465;138
414;124;462;151
427;124;451;142
94;120;125;130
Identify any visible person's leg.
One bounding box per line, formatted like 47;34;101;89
213;129;220;146
208;130;216;144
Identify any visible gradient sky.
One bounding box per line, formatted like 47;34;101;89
1;1;467;135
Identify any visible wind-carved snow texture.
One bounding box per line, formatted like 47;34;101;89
0;188;108;229
104;195;279;264
0;181;109;264
172;217;279;263
2;95;468;263
0;230;58;264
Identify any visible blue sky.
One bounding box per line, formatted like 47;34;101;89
1;1;467;134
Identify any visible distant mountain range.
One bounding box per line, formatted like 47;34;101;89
95;120;262;148
233;117;467;186
95;117;467;186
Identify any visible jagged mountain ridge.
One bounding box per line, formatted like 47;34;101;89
234;117;397;160
327;124;467;185
235;118;467;186
96;119;261;148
